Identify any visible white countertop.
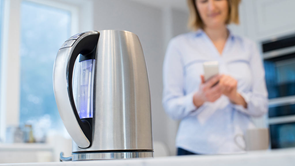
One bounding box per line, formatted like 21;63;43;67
1;149;295;166
0;143;53;151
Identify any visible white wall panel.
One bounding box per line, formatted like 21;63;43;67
254;0;295;40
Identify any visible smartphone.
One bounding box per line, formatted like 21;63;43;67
203;61;219;82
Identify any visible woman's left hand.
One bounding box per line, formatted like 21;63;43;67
219;75;238;100
219;75;247;108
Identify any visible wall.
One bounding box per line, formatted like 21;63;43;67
171;8;189;37
169;8;189;155
161;7;189;155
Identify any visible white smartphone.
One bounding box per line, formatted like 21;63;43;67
203;61;219;82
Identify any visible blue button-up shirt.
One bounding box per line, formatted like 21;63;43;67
162;29;268;154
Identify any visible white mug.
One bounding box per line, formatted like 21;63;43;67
234;128;269;151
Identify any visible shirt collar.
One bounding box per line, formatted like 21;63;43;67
194;28;235;41
195;29;204;37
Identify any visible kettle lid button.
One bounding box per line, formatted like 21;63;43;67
69;33;85;40
60;39;76;49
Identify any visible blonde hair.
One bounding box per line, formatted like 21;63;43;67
187;0;241;31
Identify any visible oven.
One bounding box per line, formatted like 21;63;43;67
263;33;295;149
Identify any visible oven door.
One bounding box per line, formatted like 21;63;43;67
269;121;295;149
263;33;295;149
268;97;295;149
264;57;295;99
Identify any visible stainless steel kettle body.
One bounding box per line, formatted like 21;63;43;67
53;30;153;161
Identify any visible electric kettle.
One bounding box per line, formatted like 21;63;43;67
53;30;153;161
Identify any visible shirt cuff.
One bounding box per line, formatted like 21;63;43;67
232;91;251;114
185;92;208;116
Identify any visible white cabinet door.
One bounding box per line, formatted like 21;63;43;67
254;0;295;40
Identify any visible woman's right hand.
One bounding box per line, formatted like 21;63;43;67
193;75;224;108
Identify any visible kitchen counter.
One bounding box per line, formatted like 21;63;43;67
0;143;54;163
1;149;295;166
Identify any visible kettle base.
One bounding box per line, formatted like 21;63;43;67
72;151;153;161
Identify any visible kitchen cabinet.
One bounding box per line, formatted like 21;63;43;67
254;0;295;40
229;0;295;41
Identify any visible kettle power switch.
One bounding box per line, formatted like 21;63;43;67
61;39;76;49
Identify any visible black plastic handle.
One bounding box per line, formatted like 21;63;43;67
66;32;100;148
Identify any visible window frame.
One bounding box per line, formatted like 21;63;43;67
0;0;7;141
0;0;93;142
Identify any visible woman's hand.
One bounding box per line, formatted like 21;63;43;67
193;75;224;107
219;75;238;100
219;75;247;108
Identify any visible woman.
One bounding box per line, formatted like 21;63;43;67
162;0;268;155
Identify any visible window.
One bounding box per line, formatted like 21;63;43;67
19;1;71;141
0;0;91;143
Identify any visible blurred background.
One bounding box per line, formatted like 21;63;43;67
0;0;295;163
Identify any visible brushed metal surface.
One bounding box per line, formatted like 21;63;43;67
73;30;153;152
54;30;153;155
72;151;153;161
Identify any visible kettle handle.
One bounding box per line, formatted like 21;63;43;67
53;31;99;148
